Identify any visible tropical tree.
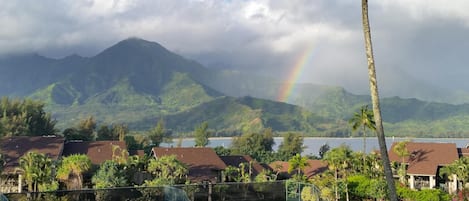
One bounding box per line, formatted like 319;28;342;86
278;132;304;159
223;166;241;182
126;154;151;186
112;144;129;165
56;154;92;190
77;116;96;140
97;123;129;141
97;124;113;140
35;154;58;192
63;116;96;141
92;160;127;189
18;152;57;192
231;130;275;162
254;169;276;182
361;0;397;200
324;145;353;201
113;123;128;141
364;151;384;179
148;119;171;147
349;105;375;165
19;152;40;192
440;157;469;193
145;155;188;186
393;141;410;185
194;121;210;147
238;162;252;183
288;154;309;182
0;97;57;137
318;143;330;159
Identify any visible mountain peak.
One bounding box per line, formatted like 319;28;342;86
96;37;171;60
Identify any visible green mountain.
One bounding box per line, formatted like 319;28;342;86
0;38;329;134
3;38;469;137
160;96;333;136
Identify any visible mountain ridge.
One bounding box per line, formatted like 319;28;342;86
2;38;469;137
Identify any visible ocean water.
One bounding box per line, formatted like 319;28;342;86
163;137;469;156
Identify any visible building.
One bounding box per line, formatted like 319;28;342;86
0;135;65;193
269;159;328;180
151;147;227;183
388;142;459;193
220;155;266;179
62;140;128;165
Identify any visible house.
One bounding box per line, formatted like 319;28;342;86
388;142;459;192
220;155;266;179
269;160;328;180
62;141;128;165
129;150;145;158
0;135;65;193
151;147;227;183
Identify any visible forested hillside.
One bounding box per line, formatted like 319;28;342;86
1;38;469;137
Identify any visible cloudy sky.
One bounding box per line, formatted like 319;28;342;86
2;0;469;98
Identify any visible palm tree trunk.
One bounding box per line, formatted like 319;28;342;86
77;174;82;189
28;182;32;192
362;125;367;166
361;0;398;201
335;169;339;201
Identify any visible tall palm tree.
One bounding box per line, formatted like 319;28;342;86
18;152;39;192
393;141;410;185
349;105;376;166
56;154;91;190
361;0;398;200
324;145;353;201
440;157;469;193
288;154;309;178
147;155;188;185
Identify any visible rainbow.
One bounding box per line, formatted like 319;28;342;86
277;44;316;102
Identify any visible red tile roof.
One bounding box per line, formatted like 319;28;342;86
458;148;469;157
304;160;329;178
268;160;328;179
129;150;145;157
152;147;226;182
388;142;459;175
0;136;65;174
220;155;265;176
62;141;127;165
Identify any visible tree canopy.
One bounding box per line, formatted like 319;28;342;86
194;121;210;147
56;154;92;190
148;119;172;147
0;97;56;137
231;129;275;162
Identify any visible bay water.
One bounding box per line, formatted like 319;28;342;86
164;137;469;156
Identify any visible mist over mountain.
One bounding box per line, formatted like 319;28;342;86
2;38;469;137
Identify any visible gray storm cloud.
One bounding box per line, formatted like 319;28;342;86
1;0;469;100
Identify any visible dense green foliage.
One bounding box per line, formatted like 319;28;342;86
145;155;188;186
194;121;210;147
19;152;58;192
396;185;450;201
56;154;92;190
147;119;172;147
278;132;304;159
231;129;275;162
0;97;56;137
2;38;469;137
92;160;128;189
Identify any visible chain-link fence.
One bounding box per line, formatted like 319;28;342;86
285;181;321;201
4;181;289;201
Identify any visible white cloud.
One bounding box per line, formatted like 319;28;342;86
1;0;469;97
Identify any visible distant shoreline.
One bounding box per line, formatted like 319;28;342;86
183;136;469;140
